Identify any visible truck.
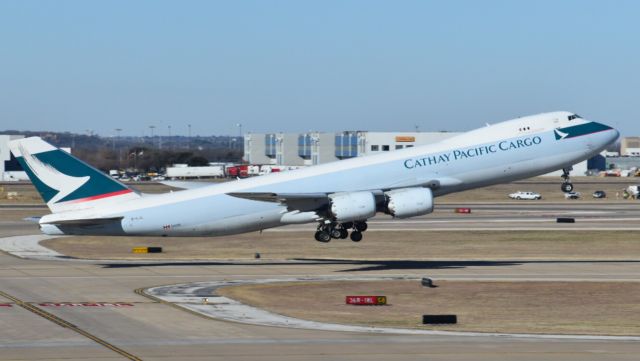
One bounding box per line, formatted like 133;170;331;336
225;165;249;178
166;165;225;179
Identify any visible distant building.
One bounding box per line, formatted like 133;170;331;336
244;131;460;166
605;156;640;170
0;135;27;181
1;135;73;181
621;137;640;156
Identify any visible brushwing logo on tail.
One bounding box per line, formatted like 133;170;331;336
19;145;90;204
554;128;569;140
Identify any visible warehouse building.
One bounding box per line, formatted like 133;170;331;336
244;131;460;166
0;135;27;181
621;137;640;156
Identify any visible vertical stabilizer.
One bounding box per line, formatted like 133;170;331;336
8;137;140;213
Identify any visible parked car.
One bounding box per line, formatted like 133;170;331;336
592;190;606;199
509;191;542;200
564;191;581;200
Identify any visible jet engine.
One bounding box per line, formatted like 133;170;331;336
329;191;377;222
385;187;434;218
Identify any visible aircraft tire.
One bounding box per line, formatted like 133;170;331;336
315;231;331;243
330;228;342;239
354;221;368;232
561;183;574;193
339;228;349;239
350;231;363;242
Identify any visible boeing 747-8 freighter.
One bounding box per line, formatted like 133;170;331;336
9;111;618;242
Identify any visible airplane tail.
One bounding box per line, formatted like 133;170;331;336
8;137;140;213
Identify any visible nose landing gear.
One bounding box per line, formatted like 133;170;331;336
314;221;368;243
561;167;574;193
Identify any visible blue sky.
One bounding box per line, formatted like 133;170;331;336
0;0;638;136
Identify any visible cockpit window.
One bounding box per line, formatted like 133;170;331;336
568;114;582;121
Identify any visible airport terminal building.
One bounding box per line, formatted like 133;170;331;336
243;131;461;166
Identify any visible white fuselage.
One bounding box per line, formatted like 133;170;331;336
39;111;619;236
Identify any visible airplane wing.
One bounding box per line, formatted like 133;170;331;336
227;177;461;212
227;192;332;212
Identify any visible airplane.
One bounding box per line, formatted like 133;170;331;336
9;111;619;242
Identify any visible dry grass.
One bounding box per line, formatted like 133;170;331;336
217;280;640;335
42;230;640;260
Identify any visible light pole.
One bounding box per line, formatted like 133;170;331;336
115;128;122;169
188;124;191;149
167;125;172;150
149;125;156;148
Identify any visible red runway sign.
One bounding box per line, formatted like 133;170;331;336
345;296;387;305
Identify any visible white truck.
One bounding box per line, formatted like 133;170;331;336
166;165;225;179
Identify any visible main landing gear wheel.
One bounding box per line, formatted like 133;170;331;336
561;167;574;193
314;221;368;242
314;231;331;243
354;221;368;232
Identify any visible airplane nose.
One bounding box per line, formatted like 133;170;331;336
611;128;620;141
594;121;619;145
604;123;619;143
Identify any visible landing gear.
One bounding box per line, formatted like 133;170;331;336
354;221;368;232
561;167;574;193
314;230;331;243
313;220;368;242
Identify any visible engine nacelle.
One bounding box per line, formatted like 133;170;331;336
385;187;434;218
329;191;377;222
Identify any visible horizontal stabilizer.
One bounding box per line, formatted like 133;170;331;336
41;216;124;226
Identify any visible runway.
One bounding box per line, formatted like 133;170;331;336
1;203;640;360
